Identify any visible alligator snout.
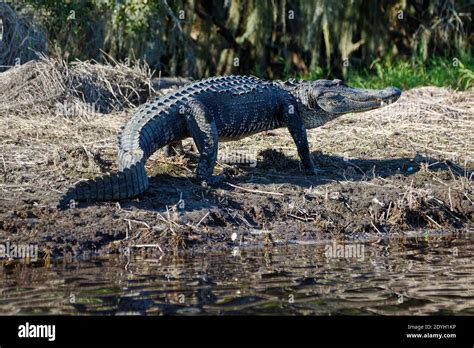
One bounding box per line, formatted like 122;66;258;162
379;87;401;106
386;86;401;98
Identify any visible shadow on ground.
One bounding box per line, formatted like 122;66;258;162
115;150;466;215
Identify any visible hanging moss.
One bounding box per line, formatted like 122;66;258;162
7;0;472;79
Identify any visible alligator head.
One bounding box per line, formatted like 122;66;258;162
286;79;401;129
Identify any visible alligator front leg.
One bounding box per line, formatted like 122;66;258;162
284;103;317;175
184;100;222;185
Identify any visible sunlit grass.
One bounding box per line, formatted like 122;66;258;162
348;55;473;90
306;54;473;90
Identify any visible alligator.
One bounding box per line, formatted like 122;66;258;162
58;75;401;208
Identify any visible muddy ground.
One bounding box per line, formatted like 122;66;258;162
0;86;472;258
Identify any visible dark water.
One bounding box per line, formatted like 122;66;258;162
1;233;473;315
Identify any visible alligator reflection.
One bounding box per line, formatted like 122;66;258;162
1;234;473;315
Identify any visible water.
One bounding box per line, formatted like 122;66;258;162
1;233;473;315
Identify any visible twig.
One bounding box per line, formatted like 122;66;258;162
1;153;6;180
371;221;382;234
124;219;151;229
386;201;392;221
448;187;454;211
225;182;284;196
423;214;443;229
156;211;180;227
196;211;210;227
131;244;164;254
288;213;314;222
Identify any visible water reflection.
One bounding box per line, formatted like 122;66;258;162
0;234;473;315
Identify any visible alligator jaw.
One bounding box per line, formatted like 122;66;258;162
317;86;402;114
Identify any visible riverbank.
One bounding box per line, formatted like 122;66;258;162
0;61;472;258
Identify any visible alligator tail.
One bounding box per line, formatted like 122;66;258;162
57;161;148;210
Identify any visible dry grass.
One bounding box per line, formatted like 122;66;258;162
316;86;474;164
0;61;472;254
0;65;471;205
0;56;173;203
0;54;155;114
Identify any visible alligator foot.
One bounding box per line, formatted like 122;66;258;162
305;167;322;176
200;175;225;188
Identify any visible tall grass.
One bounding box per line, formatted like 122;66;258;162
346;55;473;90
306;55;473;90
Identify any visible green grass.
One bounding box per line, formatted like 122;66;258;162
307;54;473;91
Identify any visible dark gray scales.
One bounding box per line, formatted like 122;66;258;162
58;75;401;208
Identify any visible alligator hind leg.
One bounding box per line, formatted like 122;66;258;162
184;101;223;185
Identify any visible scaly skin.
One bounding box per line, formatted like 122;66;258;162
58;75;401;208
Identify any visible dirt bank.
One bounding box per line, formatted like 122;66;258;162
0;67;472;258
